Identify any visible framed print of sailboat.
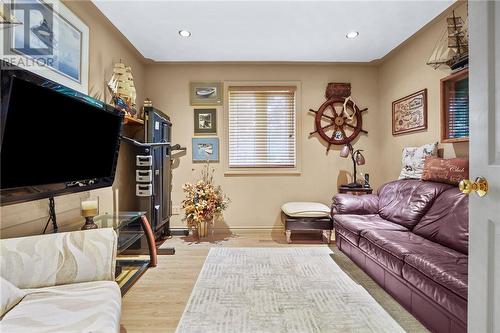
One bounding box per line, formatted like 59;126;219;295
1;0;89;93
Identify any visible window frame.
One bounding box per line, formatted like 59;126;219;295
440;68;469;143
223;81;302;176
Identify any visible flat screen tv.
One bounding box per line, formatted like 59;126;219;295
0;61;124;205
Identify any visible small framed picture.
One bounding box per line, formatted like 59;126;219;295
190;82;223;106
194;109;217;134
192;138;219;162
392;89;428;135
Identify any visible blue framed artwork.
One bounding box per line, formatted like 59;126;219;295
2;0;90;93
192;138;219;162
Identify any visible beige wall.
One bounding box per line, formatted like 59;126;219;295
2;1;468;235
0;0;145;238
145;63;381;229
378;1;468;183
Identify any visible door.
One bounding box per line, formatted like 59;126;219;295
468;2;500;332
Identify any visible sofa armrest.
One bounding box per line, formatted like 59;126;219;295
0;228;117;289
331;194;379;215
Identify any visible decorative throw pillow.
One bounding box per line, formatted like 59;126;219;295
422;157;469;185
398;142;438;180
1;276;25;317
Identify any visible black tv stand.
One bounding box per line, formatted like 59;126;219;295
42;197;58;233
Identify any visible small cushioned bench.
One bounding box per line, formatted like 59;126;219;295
281;202;333;244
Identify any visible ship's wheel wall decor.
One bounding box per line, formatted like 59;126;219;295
309;83;368;152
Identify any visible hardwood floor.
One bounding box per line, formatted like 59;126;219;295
119;230;427;333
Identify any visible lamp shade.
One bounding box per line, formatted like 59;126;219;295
340;145;350;158
356;152;366;165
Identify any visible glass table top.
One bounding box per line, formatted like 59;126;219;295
58;211;147;232
93;211;147;230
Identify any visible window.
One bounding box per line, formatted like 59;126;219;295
228;86;296;168
441;68;469;142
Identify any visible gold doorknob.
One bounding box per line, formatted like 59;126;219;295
459;177;488;197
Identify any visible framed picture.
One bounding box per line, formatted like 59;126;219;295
192;138;219;162
194;109;217;134
392;89;428;135
190;82;223;106
1;0;89;94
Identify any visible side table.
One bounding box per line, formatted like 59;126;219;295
338;186;373;195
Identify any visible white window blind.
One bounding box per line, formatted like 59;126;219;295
228;86;296;168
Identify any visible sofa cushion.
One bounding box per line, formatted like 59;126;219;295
398;142;438;180
402;265;467;321
361;229;463;261
0;229;117;289
281;202;330;218
359;238;405;276
331;194;379;215
334;214;407;245
335;224;362;246
405;254;468;299
0;277;26;317
377;179;453;229
0;280;121;333
413;188;469;254
421;157;469;185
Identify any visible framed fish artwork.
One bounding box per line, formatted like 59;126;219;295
190;82;223;106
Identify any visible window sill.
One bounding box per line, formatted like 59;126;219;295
224;169;302;177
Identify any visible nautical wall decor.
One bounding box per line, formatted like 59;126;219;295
427;10;468;71
107;61;138;117
309;83;368;152
190;82;223;106
392;89;427;136
0;0;89;93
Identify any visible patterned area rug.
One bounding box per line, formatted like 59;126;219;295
176;247;405;333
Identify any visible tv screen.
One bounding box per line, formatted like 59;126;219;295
1;73;123;200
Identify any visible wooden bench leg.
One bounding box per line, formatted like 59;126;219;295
286;230;292;244
322;230;332;244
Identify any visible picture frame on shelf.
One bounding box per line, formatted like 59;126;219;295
194;109;217;134
392;89;427;135
192;138;219;162
190;82;223;106
1;0;89;94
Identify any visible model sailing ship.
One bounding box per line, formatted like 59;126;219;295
107;62;138;117
427;11;468;71
0;1;21;27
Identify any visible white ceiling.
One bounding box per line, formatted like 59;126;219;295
92;0;454;62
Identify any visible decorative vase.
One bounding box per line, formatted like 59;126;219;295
197;220;209;238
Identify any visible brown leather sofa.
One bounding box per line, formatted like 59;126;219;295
332;179;468;333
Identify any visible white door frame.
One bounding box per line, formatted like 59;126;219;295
468;1;500;332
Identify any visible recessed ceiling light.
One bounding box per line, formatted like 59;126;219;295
179;30;191;37
346;31;359;39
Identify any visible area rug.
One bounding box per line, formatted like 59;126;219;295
176;247;405;333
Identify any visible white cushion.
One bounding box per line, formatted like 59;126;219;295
399;142;438;180
0;277;25;317
0;281;121;333
281;202;330;218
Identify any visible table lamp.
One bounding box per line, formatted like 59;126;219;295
340;143;365;188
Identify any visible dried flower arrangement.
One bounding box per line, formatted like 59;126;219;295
181;161;230;236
